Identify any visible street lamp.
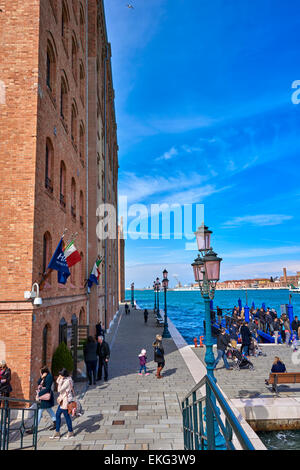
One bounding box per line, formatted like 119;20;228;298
192;225;225;449
162;269;171;338
131;282;135;308
24;282;43;306
155;277;161;319
153;280;157;313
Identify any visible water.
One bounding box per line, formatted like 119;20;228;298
130;288;299;345
129;288;300;450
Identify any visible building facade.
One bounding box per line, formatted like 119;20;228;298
0;0;119;400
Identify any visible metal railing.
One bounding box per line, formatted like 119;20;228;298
182;374;255;450
0;397;40;450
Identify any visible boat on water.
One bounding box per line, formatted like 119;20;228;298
289;281;300;293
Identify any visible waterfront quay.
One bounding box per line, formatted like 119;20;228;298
35;305;196;450
193;344;300;431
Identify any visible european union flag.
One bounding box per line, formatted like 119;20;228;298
47;238;70;284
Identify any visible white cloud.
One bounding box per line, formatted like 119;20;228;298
222;214;293;228
156;146;178;161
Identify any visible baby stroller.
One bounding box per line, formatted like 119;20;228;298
228;346;254;370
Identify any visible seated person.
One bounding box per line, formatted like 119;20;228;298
271;356;286;373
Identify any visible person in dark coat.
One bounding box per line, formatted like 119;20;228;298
84;336;98;385
0;360;12;406
213;329;232;370
95;321;105;340
26;366;56;434
240;322;252;356
271;356;286;373
144;309;149;324
96;336;110;382
152;334;165;379
125;303;129;315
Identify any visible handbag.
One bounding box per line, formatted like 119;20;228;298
67;401;77;415
39;392;51;401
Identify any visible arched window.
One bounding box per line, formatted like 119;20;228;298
79;4;85;49
45;138;54;192
62;1;69;51
42;324;51;366
71;34;78;81
59;317;67;345
60;161;66;207
71;102;78;146
79;122;85;164
43;231;52;275
46;40;56;94
79;307;85;324
79;62;85;105
79;190;84;228
60;76;68;123
71;177;76;218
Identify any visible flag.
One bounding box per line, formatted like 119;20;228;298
47;238;70;284
63;240;81;267
87;257;103;288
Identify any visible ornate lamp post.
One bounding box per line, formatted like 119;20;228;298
162;269;171;338
131;282;135;308
155;277;161;319
153;280;157;313
192;223;225;449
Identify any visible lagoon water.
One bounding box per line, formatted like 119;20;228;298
130;288;300;450
131;288;299;345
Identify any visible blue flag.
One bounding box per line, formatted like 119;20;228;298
47;238;70;284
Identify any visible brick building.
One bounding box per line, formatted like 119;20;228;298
0;0;120;400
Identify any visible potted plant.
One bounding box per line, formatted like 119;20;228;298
51;342;74;389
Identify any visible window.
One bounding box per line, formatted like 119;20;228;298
62;1;69;52
59;318;67;345
60;76;68;123
71;177;76;218
79;122;85;163
80;190;84;228
79;62;85;105
42;231;52;275
71;102;78;147
45;138;54;192
79;4;85;49
46;40;56;95
60;161;66;207
42;324;51;366
71;35;78;81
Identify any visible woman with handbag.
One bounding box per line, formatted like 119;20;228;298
26;366;56;434
50;368;74;440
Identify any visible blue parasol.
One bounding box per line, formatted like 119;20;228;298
251;301;255;309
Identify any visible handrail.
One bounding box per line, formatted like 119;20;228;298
182;374;255;450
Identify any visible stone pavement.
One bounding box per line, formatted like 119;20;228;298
35;306;196;450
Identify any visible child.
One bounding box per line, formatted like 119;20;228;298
138;349;149;376
292;334;298;352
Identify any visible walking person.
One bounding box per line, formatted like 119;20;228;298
217;306;223;326
26;366;56;434
0;360;12;407
95;321;105;340
240;322;252;357
138;349;149;376
213;328;232;371
152;334;165;379
50;368;75;440
96;335;110;382
144;309;149;324
273;317;281;344
84;336;98;386
125;303;129;315
283;316;291;346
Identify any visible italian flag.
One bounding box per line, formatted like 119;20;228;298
63;240;81;267
87;257;103;287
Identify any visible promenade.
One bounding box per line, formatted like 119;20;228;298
36;305;196;450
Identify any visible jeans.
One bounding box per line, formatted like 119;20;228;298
56;406;73;433
38;407;56;425
242;344;249;356
139;365;147;374
285;331;291;345
213;349;230;369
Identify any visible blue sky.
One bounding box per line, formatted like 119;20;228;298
104;0;300;288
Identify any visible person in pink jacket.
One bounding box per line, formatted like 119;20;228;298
50;368;74;440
